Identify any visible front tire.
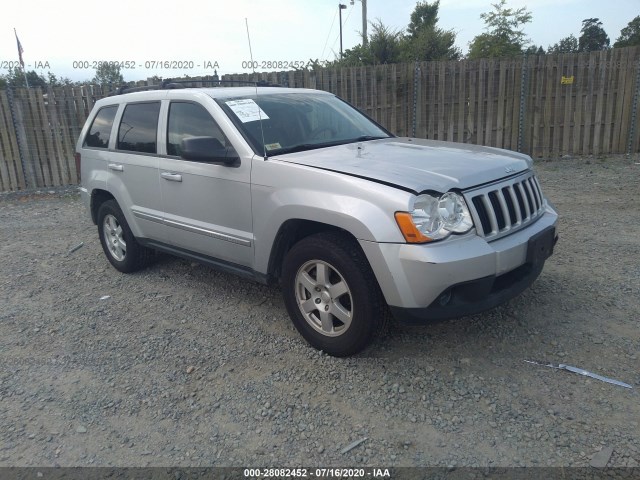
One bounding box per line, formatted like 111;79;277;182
281;232;386;357
97;200;153;273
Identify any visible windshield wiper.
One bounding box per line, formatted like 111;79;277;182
351;135;388;142
273;143;326;155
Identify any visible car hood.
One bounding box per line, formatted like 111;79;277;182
272;137;532;192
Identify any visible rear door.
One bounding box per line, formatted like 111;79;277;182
80;103;119;193
158;99;253;268
107;101;165;241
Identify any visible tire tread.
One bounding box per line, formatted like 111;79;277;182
282;231;387;356
97;200;154;273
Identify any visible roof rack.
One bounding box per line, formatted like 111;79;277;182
110;78;280;96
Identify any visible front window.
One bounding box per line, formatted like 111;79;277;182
167;101;233;157
215;93;390;156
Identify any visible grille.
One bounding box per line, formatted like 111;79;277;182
464;173;545;240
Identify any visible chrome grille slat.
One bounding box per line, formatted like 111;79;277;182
530;178;540;210
516;182;531;220
532;177;544;210
506;185;522;224
495;189;511;232
524;178;538;212
481;195;498;235
526;177;536;208
464;172;546;241
528;178;540;211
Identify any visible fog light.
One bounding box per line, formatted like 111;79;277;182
438;289;452;306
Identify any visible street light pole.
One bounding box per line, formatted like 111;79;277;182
339;3;347;58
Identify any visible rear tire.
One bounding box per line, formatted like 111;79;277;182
281;232;386;357
97;200;153;273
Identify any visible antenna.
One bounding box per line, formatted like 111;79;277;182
245;18;268;161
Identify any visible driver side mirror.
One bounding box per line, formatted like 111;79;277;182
180;137;239;166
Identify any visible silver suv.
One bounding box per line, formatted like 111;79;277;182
77;84;558;356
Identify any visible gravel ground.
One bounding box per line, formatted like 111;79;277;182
0;155;639;468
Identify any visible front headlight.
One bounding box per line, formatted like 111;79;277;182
395;192;473;243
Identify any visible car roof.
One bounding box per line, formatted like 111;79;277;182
203;87;333;99
91;86;333;109
110;86;330;100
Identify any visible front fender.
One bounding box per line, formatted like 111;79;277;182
251;160;412;274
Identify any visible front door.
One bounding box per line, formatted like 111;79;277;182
159;101;254;268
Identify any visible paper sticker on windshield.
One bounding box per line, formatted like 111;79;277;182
225;99;269;123
265;143;281;151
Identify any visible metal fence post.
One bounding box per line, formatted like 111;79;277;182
628;58;640;156
6;85;30;189
412;62;420;138
517;54;528;153
278;71;289;88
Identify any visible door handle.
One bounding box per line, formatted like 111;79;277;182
108;163;123;172
161;172;182;182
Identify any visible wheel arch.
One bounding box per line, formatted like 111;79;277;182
90;189;116;225
266;219;360;283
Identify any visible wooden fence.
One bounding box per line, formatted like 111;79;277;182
1;46;639;192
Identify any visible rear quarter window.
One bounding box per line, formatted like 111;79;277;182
83;105;118;148
117;102;161;154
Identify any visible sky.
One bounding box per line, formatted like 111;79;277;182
1;0;637;82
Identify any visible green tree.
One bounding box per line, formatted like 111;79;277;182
332;20;402;66
578;18;610;52
305;58;329;71
547;34;579;54
402;1;461;61
614;16;640;48
368;20;403;64
0;67;48;88
330;2;461;67
93;62;124;85
333;44;374;67
467;0;533;59
407;1;440;36
524;45;545;55
47;72;74;86
147;75;163;85
402;27;461;61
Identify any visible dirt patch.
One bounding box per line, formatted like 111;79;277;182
0;156;638;467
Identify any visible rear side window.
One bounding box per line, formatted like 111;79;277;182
84;106;118;148
167;102;228;157
117;102;161;154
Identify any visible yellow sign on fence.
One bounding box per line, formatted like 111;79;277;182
561;75;575;85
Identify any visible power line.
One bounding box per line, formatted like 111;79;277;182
320;8;339;60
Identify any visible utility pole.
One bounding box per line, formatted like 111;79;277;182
362;0;367;46
350;0;368;46
339;4;347;58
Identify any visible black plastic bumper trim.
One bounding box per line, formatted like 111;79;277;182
390;226;557;324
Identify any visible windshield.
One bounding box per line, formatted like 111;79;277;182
215;92;391;156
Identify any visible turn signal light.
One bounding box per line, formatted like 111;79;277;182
394;212;432;243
